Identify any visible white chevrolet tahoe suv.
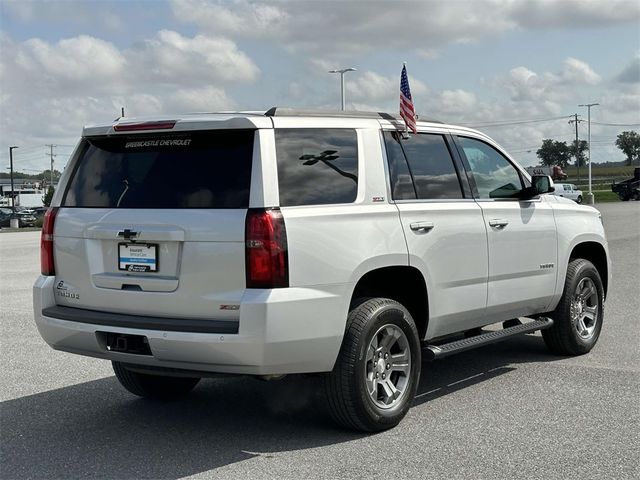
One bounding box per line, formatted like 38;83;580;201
34;108;610;432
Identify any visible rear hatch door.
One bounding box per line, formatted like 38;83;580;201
53;129;254;321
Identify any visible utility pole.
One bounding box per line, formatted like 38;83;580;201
568;113;583;182
45;144;56;187
9;146;18;209
578;103;599;205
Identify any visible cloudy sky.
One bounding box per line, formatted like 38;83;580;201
1;0;639;173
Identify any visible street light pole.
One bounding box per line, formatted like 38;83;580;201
578;103;599;205
9;146;18;209
328;67;357;110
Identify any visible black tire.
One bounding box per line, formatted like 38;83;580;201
543;259;604;355
112;362;200;399
576;195;582;204
325;298;421;432
621;196;630;201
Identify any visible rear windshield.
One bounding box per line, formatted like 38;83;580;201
62;130;254;208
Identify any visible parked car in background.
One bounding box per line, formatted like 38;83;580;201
0;208;37;228
33;207;49;218
0;207;13;227
12;210;37;227
553;183;583;203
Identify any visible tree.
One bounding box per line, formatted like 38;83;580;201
42;186;55;207
41;169;62;183
536;139;572;168
569;140;588;167
615;131;640;166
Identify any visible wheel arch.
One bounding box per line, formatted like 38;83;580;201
350;266;429;340
569;241;609;298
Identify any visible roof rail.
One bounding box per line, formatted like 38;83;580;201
264;107;442;123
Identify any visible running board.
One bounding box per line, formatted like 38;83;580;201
423;317;554;361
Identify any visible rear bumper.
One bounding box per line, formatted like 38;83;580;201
42;305;239;334
33;276;350;375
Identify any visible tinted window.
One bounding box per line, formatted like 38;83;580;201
457;137;523;199
383;131;416;200
63;130;254;208
275;129;358;206
385;131;463;199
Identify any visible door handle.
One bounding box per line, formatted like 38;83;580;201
489;219;509;228
410;221;434;232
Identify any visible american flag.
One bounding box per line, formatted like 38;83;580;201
400;64;417;134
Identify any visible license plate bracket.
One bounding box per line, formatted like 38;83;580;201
118;243;158;272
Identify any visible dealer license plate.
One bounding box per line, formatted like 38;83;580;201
118;243;158;272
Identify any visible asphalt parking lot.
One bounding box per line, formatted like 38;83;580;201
1;202;638;480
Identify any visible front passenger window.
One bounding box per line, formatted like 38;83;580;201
457;137;523;199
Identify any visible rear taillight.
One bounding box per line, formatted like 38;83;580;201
40;207;59;276
245;208;289;288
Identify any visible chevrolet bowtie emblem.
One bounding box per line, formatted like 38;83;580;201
117;229;138;240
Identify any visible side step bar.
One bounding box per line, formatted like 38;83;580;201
423;317;554;361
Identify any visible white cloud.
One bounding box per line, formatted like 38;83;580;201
128;30;260;86
507;0;640;29
561;58;601;85
166;86;236;112
0;30;260;171
24;36;126;83
346;71;427;102
2;0;126;32
171;0;640;56
2;30;258;97
494;58;601;106
110;94;165;118
435;90;477;114
171;0;289;37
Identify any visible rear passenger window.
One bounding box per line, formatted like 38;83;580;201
275;129;358;206
383;131;463;200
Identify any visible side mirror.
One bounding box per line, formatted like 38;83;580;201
532;175;555;194
520;175;555;199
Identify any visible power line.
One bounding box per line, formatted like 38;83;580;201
463;115;570;128
7;146;45;153
591;121;640;127
13;152;48;160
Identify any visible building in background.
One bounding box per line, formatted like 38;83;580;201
0;178;53;207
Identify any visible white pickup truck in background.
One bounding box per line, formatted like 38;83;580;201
553;183;583;203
